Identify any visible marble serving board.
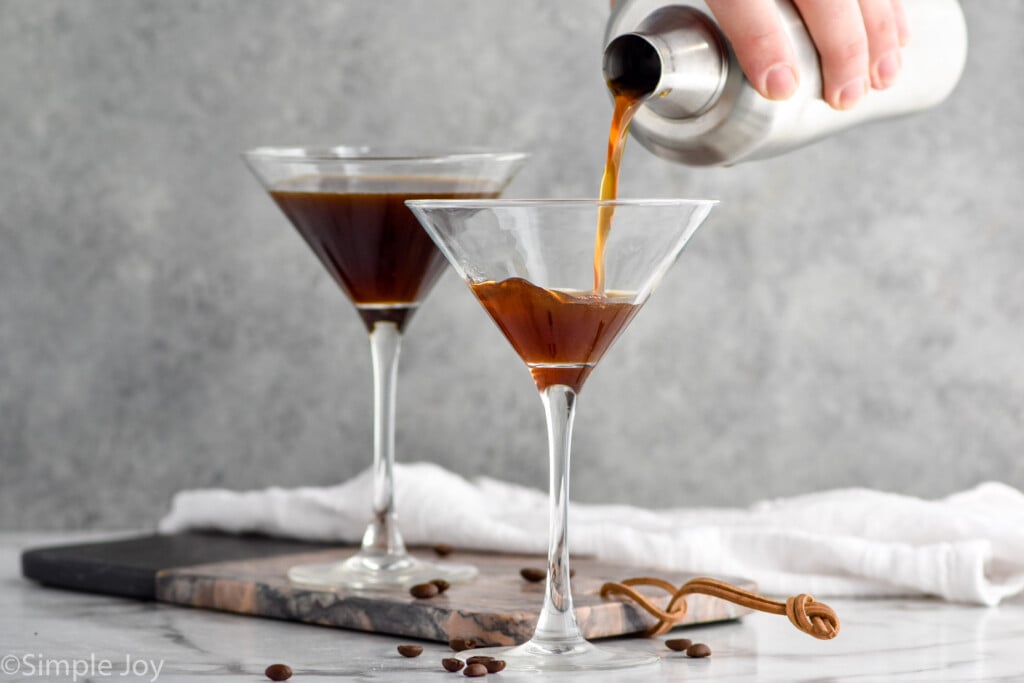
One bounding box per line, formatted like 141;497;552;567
23;533;754;646
156;550;756;645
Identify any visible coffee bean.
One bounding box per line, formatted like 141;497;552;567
442;658;465;672
518;567;574;582
397;645;423;658
519;567;545;582
686;643;712;658
465;655;494;665
433;543;455;557
449;638;476;652
431;578;451;594
485;660;507;673
264;663;292;681
463;663;488;677
665;638;692;652
410;582;440;599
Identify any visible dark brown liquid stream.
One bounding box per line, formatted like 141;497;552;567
595;90;646;293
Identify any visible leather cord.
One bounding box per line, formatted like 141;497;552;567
600;576;840;639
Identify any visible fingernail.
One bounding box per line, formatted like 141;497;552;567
763;64;798;100
874;50;902;89
836;78;868;110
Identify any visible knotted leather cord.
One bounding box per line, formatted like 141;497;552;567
599;576;840;639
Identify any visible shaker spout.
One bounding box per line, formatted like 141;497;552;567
602;6;728;120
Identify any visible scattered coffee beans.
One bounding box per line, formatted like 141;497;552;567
463;663;488;677
264;663;293;681
442;657;465;672
519;567;545;582
485;660;507;673
449;638;476;652
433;543;455;557
686;643;712;658
410;582;440;599
397;645;423;658
465;656;494;665
431;578;451;594
665;638;692;652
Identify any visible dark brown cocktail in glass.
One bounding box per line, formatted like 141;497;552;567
245;148;527;589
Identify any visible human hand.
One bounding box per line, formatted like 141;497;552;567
610;0;911;111
705;0;910;109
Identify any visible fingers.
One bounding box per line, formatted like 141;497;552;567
707;0;909;110
858;0;904;90
891;0;911;46
706;0;799;101
794;0;870;110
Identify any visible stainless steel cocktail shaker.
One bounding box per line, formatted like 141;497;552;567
604;0;967;166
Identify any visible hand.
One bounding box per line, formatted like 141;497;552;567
704;0;910;110
610;0;911;110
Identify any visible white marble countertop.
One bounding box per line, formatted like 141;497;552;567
4;532;1024;682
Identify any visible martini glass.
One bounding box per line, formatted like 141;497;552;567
407;198;715;671
244;148;527;589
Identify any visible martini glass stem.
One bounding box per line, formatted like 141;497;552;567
360;320;408;560
532;384;587;650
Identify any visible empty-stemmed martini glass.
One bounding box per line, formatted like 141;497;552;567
244;148;527;589
407;198;715;671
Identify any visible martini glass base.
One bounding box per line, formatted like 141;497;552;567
470;639;659;672
287;552;477;591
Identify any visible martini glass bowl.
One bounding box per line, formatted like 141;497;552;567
406;198;715;671
244;147;527;589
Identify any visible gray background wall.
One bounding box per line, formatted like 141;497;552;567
2;1;1022;530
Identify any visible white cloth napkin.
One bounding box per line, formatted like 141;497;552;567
158;462;1024;606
